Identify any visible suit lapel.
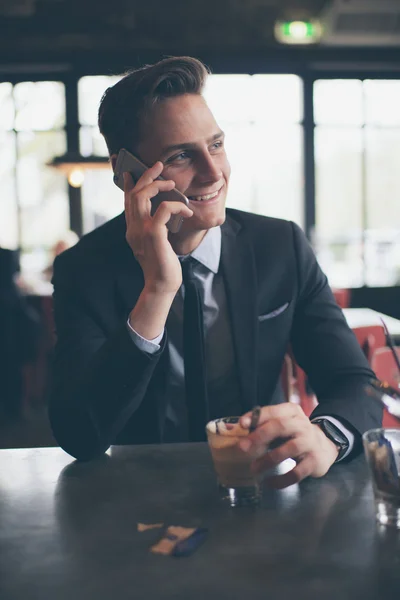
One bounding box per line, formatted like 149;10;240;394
221;215;258;412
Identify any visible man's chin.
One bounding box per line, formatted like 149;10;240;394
183;208;225;233
212;211;226;228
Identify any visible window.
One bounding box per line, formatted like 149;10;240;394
78;75;123;233
77;73;304;234
5;71;398;291
0;81;68;273
314;79;400;288
204;74;304;226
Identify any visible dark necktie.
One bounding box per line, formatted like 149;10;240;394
181;258;209;441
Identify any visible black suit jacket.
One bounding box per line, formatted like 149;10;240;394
49;209;381;460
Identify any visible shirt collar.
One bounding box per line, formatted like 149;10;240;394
179;226;221;274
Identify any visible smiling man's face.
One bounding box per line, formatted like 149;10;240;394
136;93;231;239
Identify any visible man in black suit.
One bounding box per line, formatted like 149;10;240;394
49;56;380;487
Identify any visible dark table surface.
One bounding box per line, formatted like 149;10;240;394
0;443;399;600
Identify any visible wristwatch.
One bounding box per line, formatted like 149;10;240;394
312;418;350;462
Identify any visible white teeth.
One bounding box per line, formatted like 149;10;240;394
189;189;220;202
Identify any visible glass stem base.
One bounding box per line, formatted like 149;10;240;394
218;483;261;507
376;500;400;529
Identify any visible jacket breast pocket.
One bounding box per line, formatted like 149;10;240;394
258;302;290;322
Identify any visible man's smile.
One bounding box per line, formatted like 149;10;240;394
187;183;224;203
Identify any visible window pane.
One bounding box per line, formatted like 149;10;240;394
315;127;363;287
80;126;109;156
314;80;363;125
365;129;400;228
0;82;14;130
204;74;303;223
14;82;65;131
78;75;122;126
81;169;124;234
252;75;303;123
364;80;400;126
0;131;18;249
364;230;400;287
17;131;69;250
222;123;255;212
205;74;303;124
221;123;303;224
204;75;253;123
253;125;303;223
364;128;400;286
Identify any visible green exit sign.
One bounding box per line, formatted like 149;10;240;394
275;20;323;44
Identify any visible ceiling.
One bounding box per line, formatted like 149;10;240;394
0;0;399;72
0;0;328;48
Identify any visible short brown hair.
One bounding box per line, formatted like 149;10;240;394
98;56;210;156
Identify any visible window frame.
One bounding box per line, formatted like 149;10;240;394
308;69;400;287
3;64;400;287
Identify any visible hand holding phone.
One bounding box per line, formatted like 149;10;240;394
113;148;189;233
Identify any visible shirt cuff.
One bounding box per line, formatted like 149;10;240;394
126;319;164;354
311;415;354;461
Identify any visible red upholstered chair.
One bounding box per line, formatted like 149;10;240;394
352;325;386;363
332;288;350;309
282;345;318;416
281;353;295;403
371;347;400;428
292;364;318;417
283;346;318;416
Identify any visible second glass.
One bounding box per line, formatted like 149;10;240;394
363;428;400;529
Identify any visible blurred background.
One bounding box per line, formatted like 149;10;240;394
1;0;400;444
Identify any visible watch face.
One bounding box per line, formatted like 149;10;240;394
325;420;341;439
314;419;349;459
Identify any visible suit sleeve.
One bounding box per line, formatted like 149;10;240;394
48;254;165;461
289;222;382;456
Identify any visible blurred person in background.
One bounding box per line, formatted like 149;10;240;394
43;230;79;282
0;247;40;419
13;231;79;298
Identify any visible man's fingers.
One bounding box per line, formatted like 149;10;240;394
263;456;312;489
133;161;164;193
123;171;135;194
152;200;193;228
251;437;310;473
240;403;304;430
253;417;301;446
125;179;177;221
239;414;305;454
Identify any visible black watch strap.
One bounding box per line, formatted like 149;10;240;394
312;418;350;462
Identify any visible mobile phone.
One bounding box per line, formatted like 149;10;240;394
113;148;189;234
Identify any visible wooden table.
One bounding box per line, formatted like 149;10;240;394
0;444;399;600
343;308;400;342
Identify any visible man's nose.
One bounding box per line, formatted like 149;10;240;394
195;152;222;183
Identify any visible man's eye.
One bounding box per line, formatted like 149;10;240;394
211;140;223;151
167;151;190;163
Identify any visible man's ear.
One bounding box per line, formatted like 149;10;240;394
110;154;117;172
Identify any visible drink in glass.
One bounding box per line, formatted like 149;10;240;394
206;416;261;507
363;428;400;529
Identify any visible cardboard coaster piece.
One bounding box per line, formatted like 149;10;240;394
172;528;208;557
150;526;207;557
137;522;164;532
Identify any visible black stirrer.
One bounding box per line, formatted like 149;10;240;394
380;318;400;374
